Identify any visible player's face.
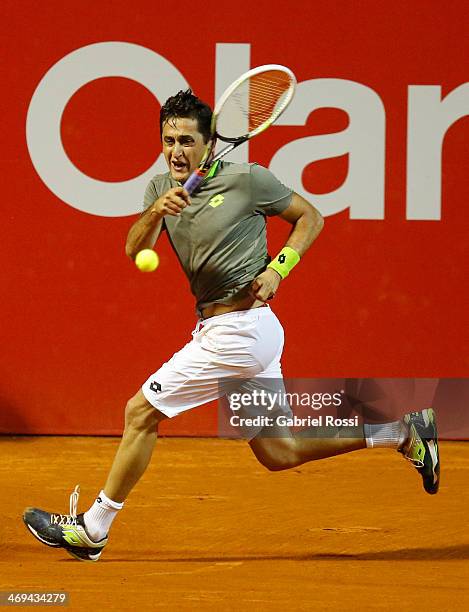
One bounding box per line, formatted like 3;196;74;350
162;117;207;183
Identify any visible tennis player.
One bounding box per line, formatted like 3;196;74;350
23;90;440;561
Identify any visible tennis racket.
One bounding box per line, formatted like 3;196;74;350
183;64;296;195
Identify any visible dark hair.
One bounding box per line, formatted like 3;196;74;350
160;89;212;143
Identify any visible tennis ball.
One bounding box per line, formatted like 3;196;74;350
135;249;159;272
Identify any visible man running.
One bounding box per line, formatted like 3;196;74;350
23;90;440;562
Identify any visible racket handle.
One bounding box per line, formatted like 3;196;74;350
184;169;206;195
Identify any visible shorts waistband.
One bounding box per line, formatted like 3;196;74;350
205;304;269;320
194;304;272;331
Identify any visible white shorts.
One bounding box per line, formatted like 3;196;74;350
142;306;287;422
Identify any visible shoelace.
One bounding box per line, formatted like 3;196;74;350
401;429;425;468
402;454;424;468
49;484;80;526
69;484;80;517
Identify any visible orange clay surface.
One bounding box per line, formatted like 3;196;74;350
1;437;468;611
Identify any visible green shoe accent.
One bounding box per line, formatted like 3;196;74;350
400;409;440;494
23;486;107;562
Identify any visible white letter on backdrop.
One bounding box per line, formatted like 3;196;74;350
269;79;386;219
26;42;188;217
407;84;469;220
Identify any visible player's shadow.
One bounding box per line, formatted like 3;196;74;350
98;542;469;563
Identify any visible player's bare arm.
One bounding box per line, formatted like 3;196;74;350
250;193;324;302
125;187;190;259
279;192;324;255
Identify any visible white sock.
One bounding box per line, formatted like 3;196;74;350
364;420;408;449
83;490;123;542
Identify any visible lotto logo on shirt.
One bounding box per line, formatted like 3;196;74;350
209;194;225;208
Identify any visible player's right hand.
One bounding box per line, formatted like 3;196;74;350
151;187;190;217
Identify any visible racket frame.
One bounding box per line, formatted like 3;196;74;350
183;64;296;194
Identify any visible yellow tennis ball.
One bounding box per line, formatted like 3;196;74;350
135;249;159;272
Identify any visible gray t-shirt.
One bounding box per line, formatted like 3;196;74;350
143;161;293;313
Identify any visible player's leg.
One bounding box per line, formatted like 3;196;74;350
102;389;166;503
80;391;167;544
22;389;167;562
249;410;439;494
249;415;409;469
249;423;367;471
22;320;243;562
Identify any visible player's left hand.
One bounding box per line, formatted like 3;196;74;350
250;268;282;302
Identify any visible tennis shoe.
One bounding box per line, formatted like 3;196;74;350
399;408;440;494
23;485;107;562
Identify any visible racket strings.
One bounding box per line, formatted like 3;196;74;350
216;70;294;139
248;77;291;126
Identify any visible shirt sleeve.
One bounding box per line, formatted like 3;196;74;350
250;163;293;216
141;177;167;231
143;179;158;212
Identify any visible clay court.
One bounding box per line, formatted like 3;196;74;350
2;436;468;611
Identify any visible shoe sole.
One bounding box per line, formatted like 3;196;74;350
24;522;60;547
66;549;102;562
418;408;440;494
23;514;102;562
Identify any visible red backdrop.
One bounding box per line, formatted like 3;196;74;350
1;0;468;435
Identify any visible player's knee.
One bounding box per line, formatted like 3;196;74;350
260;456;287;471
261;454;299;471
124;394;166;432
251;440;300;471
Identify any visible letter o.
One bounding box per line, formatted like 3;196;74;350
26;42;189;217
